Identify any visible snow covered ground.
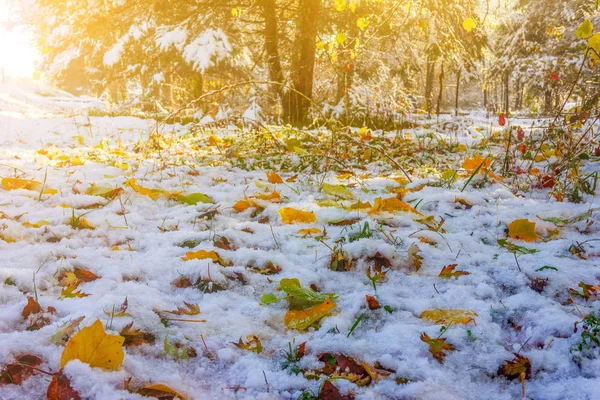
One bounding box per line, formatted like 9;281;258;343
1;85;600;400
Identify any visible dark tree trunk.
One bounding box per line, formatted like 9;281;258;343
436;61;445;117
455;68;461;116
544;86;552;114
262;0;284;93
284;0;321;126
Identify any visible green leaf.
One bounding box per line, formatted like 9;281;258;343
176;193;213;205
588;33;600;61
280;278;336;309
497;239;538;255
322;183;354;200
576;19;593;40
536;265;558;272
260;293;278;304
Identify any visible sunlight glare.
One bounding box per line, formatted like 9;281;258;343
0;0;37;79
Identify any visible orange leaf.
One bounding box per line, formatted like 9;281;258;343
365;295;380;310
266;171;284;184
498;354;531;380
47;371;81;400
369;197;422;215
279;208;317;224
463;155;491;173
284;298;335;331
255;190;281;202
22;296;43;318
507;219;539;242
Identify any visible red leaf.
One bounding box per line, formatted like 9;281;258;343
517;127;525;141
0;355;42;386
47;371;81;400
318;380;355;400
538;175;556;189
498;113;506;127
365;295;380;310
550;72;559;81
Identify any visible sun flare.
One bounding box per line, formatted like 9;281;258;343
0;0;37;79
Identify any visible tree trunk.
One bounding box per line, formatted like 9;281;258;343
424;56;436;115
503;72;510;114
262;0;284;93
544;86;552;114
455;68;461;116
284;0;321;126
436;61;445;117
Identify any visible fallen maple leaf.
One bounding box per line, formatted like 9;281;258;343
47;371;81;400
232;335;262;354
319;353;370;386
498;353;531;380
279;207;317;224
284;298;336;331
507;219;540;242
119;322;156;347
60;319;124;370
420;309;477;325
420;332;456;363
438;264;469;279
498;113;506;126
165;302;200;316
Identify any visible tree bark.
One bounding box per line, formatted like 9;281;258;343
455;68;461;116
424;55;436;115
436;61;444;117
284;0;321;126
503;72;510;114
262;0;284;93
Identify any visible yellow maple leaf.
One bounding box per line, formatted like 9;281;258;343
2;177;42;191
255;191;281;202
507;219;540;242
420;309;477;325
125;179;165;200
182;250;220;262
279;208;317;224
60;319;124;370
284;298;336;331
462;17;477;32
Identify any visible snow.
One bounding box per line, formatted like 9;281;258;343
183;29;232;72
0;88;600;399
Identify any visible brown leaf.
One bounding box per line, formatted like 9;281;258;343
214;236;232;250
165;302;200;316
438;264;469;279
0;355;43;386
318;380;355;400
22;296;43;318
232;335;262;354
47;371;81;400
136;383;187;400
318;353;369;385
51;316;86;345
498;354;531;380
420;332;456;363
328;218;361;226
119;322;156;347
172;276;192;288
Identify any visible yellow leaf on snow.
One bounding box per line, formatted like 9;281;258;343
182;250;220;262
232;198;259;212
322;183;354;200
284;298;336;331
462;17;477;32
22;220;50;228
60;319;124;370
420;309;477;325
279;208;317;224
137;384;188;400
507;219;540;242
369;197;422;216
408;243;423;271
463;155;491;173
255;191;281;202
2;177;42;191
125;179;165;200
266;171;284;184
298;228;322;236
